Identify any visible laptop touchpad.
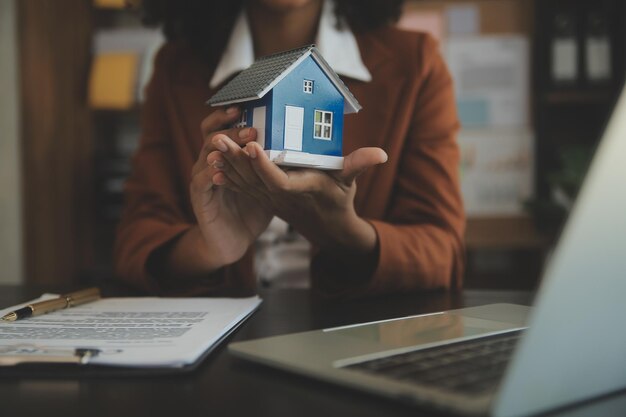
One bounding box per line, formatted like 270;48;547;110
325;312;518;351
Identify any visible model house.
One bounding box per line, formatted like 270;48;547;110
207;45;362;170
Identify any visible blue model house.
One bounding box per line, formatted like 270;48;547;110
207;45;362;170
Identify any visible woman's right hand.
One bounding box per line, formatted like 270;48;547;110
189;107;273;270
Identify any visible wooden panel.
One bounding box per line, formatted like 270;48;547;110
18;0;94;284
479;0;533;34
404;0;533;35
0;0;23;284
465;215;549;249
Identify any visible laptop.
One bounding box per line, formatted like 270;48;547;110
229;83;626;417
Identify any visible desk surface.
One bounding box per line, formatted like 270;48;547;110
0;286;624;417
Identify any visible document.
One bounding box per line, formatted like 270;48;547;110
446;36;529;128
446;4;480;35
0;295;261;368
459;128;534;216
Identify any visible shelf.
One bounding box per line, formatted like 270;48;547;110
93;106;140;114
465;215;550;249
540;90;613;105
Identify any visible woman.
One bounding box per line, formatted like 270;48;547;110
114;0;465;297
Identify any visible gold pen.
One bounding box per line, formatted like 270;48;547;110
1;287;101;322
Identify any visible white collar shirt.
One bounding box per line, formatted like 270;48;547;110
209;0;372;89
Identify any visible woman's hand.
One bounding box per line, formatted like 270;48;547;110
189;108;273;270
210;134;388;257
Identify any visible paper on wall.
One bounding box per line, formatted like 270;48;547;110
446;36;530;128
446;4;480;35
459;128;534;217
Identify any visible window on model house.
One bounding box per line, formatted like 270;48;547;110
314;110;332;140
234;109;247;128
303;79;314;94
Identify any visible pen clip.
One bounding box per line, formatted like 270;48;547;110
63;287;101;308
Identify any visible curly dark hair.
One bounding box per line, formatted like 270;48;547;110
140;0;404;63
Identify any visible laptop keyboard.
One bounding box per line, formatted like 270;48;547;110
343;330;523;395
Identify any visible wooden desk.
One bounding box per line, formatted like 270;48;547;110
0;286;624;417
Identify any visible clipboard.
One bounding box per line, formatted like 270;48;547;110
0;296;261;378
0;307;255;379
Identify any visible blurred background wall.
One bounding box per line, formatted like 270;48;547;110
3;0;625;289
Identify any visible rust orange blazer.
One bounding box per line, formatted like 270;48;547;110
114;26;466;298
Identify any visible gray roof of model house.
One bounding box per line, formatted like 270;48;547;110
206;45;362;114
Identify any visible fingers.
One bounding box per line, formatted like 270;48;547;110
244;142;290;192
244;142;333;194
205;151;227;185
198;107;258;166
339;147;388;185
199;128;255;164
200;106;240;138
208;126;257;149
190;151;223;195
209;140;385;199
212;134;268;197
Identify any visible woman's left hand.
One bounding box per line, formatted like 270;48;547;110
209;133;388;256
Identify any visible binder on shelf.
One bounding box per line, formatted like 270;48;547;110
93;0;126;9
584;8;613;84
550;8;580;86
88;53;138;110
89;28;164;110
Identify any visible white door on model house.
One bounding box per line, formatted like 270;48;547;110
252;106;266;149
284;105;304;151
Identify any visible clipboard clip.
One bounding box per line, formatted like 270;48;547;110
0;346;101;366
